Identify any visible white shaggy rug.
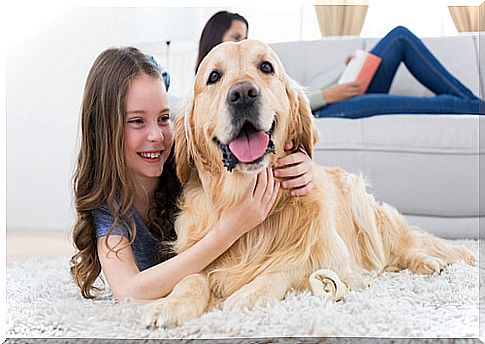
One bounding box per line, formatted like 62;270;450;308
6;240;481;339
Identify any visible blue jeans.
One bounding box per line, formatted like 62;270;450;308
313;26;483;119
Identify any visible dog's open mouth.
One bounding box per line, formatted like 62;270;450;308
229;122;269;163
216;121;275;172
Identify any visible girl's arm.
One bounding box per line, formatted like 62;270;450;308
98;167;279;301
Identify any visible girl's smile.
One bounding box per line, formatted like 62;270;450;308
137;150;163;162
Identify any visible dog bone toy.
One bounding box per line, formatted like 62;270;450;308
309;268;348;302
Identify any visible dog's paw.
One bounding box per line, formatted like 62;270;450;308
142;298;200;329
342;272;370;291
223;288;272;312
383;265;401;273
411;256;445;275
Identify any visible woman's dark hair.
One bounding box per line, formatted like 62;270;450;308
195;11;248;73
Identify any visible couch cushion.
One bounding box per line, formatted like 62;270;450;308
364;34;480;98
313;115;481;218
269;40;310;85
271;37;364;91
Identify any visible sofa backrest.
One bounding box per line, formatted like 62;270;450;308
271;37;363;91
271;34;481;98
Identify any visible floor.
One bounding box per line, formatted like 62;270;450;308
6;230;75;266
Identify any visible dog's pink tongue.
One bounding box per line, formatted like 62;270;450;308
228;126;269;163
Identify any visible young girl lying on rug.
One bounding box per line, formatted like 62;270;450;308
70;47;313;301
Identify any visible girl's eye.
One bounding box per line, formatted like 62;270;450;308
159;115;171;124
260;61;274;74
128;118;143;125
207;70;222;85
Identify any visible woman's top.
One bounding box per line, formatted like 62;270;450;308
308;77;339;111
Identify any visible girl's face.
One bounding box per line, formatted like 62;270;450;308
124;74;174;186
222;19;248;43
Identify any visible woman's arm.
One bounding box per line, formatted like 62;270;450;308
322;82;361;104
98;167;279;301
309;55;361;111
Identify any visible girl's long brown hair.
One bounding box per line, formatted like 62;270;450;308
70;47;180;299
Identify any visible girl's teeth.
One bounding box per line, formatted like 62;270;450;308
141;152;160;159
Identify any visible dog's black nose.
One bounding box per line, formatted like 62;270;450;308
227;81;260;107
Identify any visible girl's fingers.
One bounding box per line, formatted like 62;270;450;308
274;163;306;179
245;174;258;200
266;181;280;211
262;167;275;204
252;167;268;199
274;152;306;168
281;172;312;190
284;141;294;151
290;181;314;197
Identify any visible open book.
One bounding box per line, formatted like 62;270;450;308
337;49;382;95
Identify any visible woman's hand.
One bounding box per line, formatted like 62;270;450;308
219;167;280;237
344;53;356;65
322;82;361;104
274;141;314;197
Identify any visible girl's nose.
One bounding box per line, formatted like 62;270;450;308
148;125;164;142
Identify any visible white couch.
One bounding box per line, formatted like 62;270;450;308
271;34;483;239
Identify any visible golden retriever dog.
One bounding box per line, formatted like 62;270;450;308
143;39;475;327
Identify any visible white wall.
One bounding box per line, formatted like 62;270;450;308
6;7;208;231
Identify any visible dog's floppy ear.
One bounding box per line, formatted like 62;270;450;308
174;101;195;184
286;79;320;158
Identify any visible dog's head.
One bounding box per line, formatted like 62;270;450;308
175;39;319;183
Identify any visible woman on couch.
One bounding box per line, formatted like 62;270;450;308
197;13;482;119
310;26;483;118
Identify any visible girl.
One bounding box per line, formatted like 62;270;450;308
70;47;313;301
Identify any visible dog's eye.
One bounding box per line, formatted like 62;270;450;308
207;70;222;85
259;61;274;74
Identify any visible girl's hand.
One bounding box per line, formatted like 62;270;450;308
322;82;361;104
219;167;280;237
274;141;314;197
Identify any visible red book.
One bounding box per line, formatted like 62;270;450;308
337;49;382;95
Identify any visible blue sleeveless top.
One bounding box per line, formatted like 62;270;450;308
92;204;161;271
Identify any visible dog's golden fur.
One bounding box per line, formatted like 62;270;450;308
143;40;475;327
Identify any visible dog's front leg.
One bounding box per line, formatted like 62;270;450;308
142;273;210;328
223;271;291;312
